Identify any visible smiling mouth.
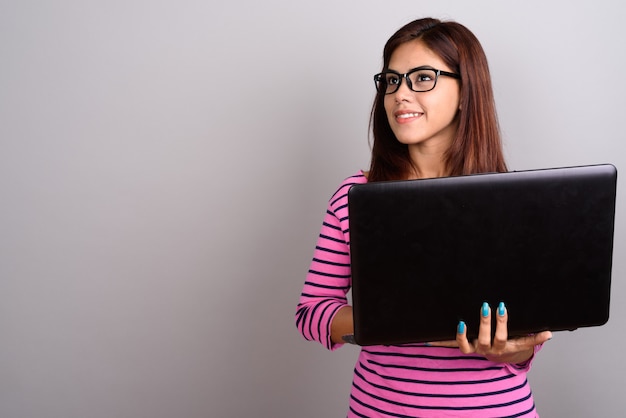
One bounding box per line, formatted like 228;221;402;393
397;112;421;119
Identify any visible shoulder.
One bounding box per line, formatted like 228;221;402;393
328;171;367;209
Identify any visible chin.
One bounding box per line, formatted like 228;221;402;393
396;137;425;145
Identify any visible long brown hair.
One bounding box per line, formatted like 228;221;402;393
368;18;507;182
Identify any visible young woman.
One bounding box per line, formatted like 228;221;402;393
296;17;552;417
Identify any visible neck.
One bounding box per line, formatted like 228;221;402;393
406;144;448;179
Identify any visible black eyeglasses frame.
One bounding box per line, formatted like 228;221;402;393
373;66;461;94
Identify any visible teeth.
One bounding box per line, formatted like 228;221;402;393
398;113;420;119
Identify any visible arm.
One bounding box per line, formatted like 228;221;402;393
296;178;360;350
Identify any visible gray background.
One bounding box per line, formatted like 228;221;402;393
1;1;624;417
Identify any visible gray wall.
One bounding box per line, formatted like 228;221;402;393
1;1;624;417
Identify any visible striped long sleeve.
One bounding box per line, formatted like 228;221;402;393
295;172;366;350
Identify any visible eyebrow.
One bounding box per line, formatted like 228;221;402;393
384;65;438;73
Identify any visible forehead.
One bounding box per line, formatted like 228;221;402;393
388;40;451;73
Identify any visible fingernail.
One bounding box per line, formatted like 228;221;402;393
457;321;465;334
481;302;490;317
497;302;506;317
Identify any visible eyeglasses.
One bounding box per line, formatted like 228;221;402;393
373;66;460;94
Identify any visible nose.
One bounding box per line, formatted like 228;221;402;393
392;75;413;102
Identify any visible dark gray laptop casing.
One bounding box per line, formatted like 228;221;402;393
349;164;617;346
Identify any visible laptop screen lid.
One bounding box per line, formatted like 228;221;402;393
348;164;617;346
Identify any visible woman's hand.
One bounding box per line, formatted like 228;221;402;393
431;302;552;364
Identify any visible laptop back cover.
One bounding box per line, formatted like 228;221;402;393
348;164;617;346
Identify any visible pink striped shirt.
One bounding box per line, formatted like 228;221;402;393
296;171;541;417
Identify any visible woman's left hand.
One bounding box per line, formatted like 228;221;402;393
430;302;553;364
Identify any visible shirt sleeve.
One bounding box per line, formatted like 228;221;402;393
504;342;545;375
295;175;361;351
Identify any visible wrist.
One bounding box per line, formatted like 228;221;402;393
341;334;357;344
330;305;354;344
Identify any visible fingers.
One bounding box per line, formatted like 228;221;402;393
535;330;553;344
454;302;549;359
476;302;492;353
492;302;508;353
428;340;460;348
456;321;474;354
457;302;509;356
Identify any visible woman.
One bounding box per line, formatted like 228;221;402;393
296;17;552;417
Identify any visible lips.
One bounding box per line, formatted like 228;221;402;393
394;110;423;123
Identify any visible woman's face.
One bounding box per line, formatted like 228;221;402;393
384;40;461;150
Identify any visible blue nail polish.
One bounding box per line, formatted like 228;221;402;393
498;302;506;316
457;321;465;334
481;302;490;317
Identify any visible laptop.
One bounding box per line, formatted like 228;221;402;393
348;164;617;346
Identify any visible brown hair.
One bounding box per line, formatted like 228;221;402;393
368;18;507;182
